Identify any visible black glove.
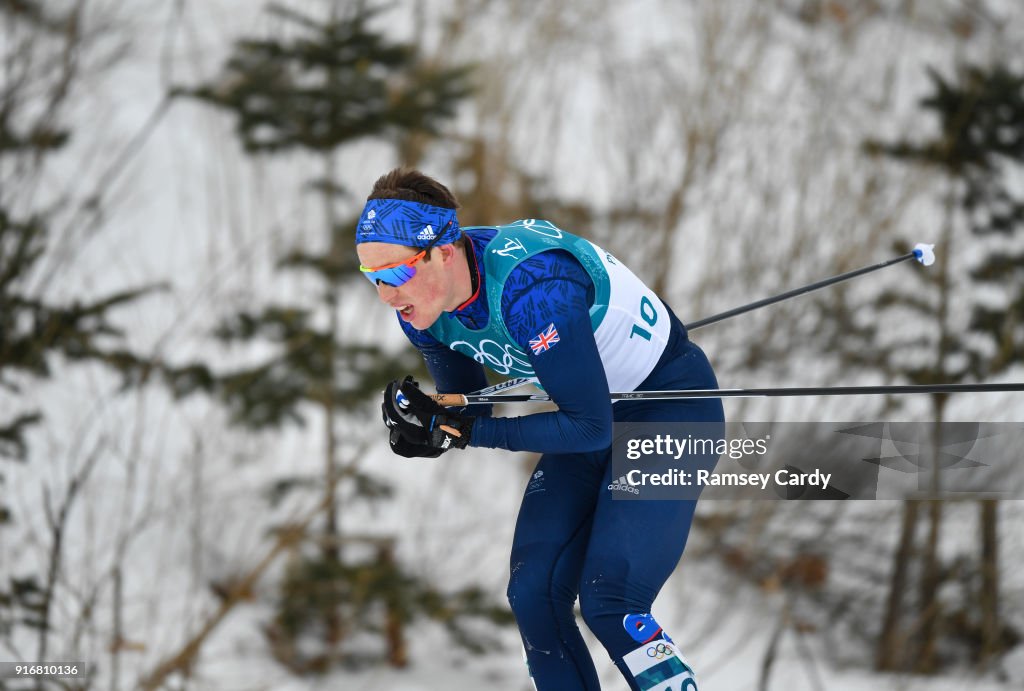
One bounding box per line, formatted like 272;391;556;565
388;427;445;458
380;381;441;457
381;376;474;452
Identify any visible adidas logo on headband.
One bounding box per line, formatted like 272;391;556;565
355;198;459;247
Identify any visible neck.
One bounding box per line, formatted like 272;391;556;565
448;242;476;311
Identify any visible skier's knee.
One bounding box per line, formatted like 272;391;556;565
577;580;637;641
507;560;552;619
577;588;611;636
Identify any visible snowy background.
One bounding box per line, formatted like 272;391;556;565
3;1;1024;690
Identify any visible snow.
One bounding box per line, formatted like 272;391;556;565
4;1;1024;690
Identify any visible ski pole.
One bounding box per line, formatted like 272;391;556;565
464;243;936;398
431;382;1024;407
685;243;934;329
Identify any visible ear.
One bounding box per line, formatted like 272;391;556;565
438;243;459;264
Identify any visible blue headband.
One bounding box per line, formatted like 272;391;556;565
355;198;461;248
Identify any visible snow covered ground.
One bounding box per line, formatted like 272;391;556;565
170;553;1024;690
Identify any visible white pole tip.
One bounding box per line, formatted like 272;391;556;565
913;243;936;266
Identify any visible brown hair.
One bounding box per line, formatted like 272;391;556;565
368;167;459;208
367;167;465;260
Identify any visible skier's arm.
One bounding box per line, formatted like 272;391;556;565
469;253;612;453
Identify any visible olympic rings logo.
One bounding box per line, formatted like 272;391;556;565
449;339;533;376
646;642;675;660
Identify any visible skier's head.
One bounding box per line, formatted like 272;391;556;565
356;168;472;330
356;167;462;257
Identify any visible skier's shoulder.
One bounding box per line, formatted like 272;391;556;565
498;250;592;347
503;249;592;306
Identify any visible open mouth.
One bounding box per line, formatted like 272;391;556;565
397;304;413;317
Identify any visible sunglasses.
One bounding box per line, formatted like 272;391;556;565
359;228;445;287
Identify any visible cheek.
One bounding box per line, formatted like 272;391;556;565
411;267;445;303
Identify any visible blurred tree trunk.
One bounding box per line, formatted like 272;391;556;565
322;156;343;653
978;499;999;666
915;179;958;673
380;541;409;668
915;397;946;673
876;500;919;671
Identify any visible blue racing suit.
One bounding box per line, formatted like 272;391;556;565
399;222;723;691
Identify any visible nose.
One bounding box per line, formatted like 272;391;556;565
377;282;398;302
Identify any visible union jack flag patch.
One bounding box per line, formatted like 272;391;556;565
529;323;560;354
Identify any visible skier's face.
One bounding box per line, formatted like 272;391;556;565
357;242;458;330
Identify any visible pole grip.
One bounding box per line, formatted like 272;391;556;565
430;393;468;407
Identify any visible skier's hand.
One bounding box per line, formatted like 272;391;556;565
387;427;445;458
381;376;474;452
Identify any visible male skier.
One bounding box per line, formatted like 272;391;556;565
358;167;722;691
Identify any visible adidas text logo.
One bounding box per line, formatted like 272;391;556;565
607;476;640;494
417;225;436;241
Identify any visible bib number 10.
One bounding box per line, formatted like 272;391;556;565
629;296;659;341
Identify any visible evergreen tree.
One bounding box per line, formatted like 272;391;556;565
0;0;163;662
167;2;509;672
862;63;1024;673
